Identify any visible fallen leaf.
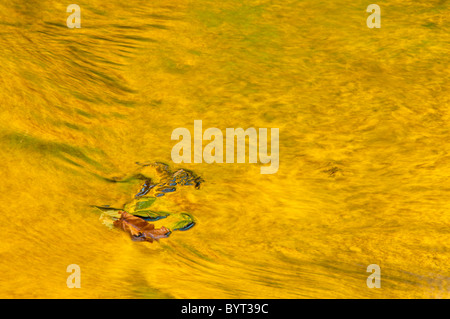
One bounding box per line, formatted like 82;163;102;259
113;211;171;243
170;213;196;231
124;197;156;212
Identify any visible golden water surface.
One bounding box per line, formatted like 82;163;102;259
0;0;449;298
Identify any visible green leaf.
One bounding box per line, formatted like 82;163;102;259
132;210;169;221
170;213;196;231
124;197;156;213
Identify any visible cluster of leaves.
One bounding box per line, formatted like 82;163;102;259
96;195;196;243
96;164;201;243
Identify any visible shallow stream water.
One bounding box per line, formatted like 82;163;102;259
0;0;449;298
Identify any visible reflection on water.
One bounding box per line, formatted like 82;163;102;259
0;0;449;298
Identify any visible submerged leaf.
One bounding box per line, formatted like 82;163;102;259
113;211;171;243
95;206;122;229
170;213;196;231
99;213;116;230
132;210;170;221
124;197;156;213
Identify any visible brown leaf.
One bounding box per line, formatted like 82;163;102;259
113;211;170;242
